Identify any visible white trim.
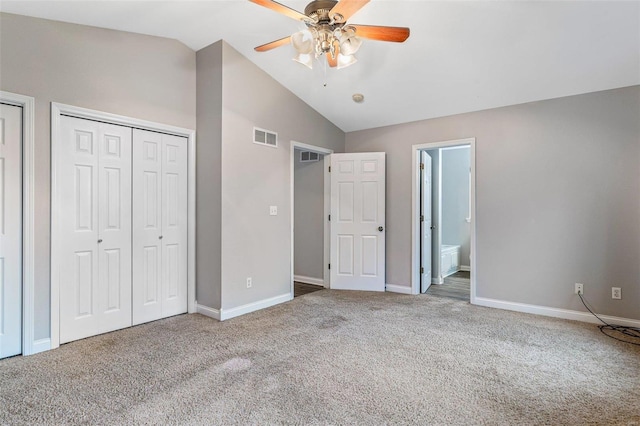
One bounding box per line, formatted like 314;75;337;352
412;138;476;300
385;284;412;294
50;102;196;350
475;297;640;328
459;265;470;272
196;303;221;321
431;277;444;285
30;338;51;355
220;293;291;321
0;91;36;356
294;275;324;287
290;141;333;299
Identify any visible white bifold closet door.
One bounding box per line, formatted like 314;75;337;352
132;129;188;325
59;116;132;344
0;103;23;358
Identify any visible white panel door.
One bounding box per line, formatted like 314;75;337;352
330;153;385;291
0;104;22;358
161;133;188;317
420;151;433;293
133;130;187;325
132;130;162;324
59;116;132;344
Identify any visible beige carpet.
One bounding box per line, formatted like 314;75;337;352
1;290;639;425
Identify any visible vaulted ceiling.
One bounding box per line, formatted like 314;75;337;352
2;1;638;132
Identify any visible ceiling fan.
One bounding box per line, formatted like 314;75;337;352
250;0;410;69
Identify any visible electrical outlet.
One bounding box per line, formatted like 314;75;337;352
575;283;584;295
269;206;277;216
612;287;621;299
247;277;252;288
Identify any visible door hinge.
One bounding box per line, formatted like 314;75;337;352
328;263;331;270
328;214;331;221
328;166;331;172
420;267;424;274
420;215;424;222
420;163;424;170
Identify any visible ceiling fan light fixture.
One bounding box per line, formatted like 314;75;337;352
293;53;314;69
338;27;362;56
250;0;411;70
336;53;357;69
291;30;315;54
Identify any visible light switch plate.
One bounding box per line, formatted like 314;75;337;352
270;206;277;216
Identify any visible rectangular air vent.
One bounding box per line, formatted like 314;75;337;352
300;151;320;162
254;127;278;148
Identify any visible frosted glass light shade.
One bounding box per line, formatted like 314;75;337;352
337;53;357;69
292;30;314;54
293;53;313;69
339;28;362;56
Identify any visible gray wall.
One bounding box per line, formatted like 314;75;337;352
0;13;196;339
346;86;640;320
441;147;471;267
196;41;223;309
218;42;344;311
294;149;325;281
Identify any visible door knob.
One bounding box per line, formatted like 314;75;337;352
159;236;163;240
98;239;103;243
378;226;384;232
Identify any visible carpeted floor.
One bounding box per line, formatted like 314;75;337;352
1;290;639;425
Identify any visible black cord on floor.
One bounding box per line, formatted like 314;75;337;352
578;293;640;346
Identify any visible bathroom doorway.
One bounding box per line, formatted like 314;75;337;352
411;139;476;302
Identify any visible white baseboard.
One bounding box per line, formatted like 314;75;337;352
220;293;292;321
196;303;221;321
197;293;292;321
432;277;444;285
474;297;640;328
385;284;412;295
294;275;324;287
460;265;470;272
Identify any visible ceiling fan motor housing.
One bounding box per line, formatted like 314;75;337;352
304;0;341;24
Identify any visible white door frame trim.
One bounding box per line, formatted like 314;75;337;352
0;91;37;355
50;102;196;350
411;138;476;302
290;141;333;298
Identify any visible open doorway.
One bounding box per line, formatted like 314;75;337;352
290;142;332;298
422;146;471;300
411;138;476;302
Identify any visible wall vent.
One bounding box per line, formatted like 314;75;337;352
300;151;320;162
254;127;278;148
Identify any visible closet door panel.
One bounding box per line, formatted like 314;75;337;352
161;134;188;317
59;117;101;343
59;118;132;343
0;104;23;358
132;129;163;325
97;124;132;333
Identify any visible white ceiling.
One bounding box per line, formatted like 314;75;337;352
2;1;639;132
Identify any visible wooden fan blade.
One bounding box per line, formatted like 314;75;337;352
351;24;410;42
255;36;292;52
249;0;309;22
327;43;339;67
329;0;370;23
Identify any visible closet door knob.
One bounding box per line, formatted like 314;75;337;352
159;236;163;240
378;226;384;232
98;239;103;243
